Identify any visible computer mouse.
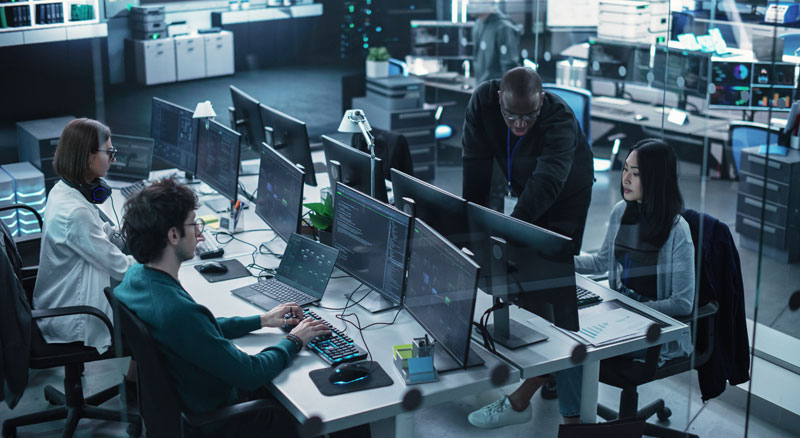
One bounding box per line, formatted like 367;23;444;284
634;114;649;121
198;261;228;274
329;363;371;385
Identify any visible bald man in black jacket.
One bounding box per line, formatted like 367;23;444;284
462;67;594;253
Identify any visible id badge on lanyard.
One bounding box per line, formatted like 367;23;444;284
504;128;522;216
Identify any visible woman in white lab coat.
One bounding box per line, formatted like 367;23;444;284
33;118;134;355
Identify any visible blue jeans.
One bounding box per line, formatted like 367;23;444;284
554;349;649;417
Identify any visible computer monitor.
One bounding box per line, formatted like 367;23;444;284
195;119;241;206
259;104;318;186
466;202;579;349
651;48;710;110
150;97;198;175
710;61;797;110
331;182;411;313
255;142;305;242
107;135;154;182
230;86;266;155
404;218;484;372
390;168;470;252
321;135;387;203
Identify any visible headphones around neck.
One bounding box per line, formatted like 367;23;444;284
62;178;112;204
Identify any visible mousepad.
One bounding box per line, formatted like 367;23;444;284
309;361;394;396
194;259;251;283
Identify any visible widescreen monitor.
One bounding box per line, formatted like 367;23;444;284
404;218;483;371
331;182;411;310
107;135;154;182
150;97;198;174
651;48;710;104
321;135;387;202
230;85;266;153
255;142;305;242
195;119;241;203
710;61;797;110
259;104;318;186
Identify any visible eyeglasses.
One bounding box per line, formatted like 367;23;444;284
500;103;542;124
98;147;118;160
185;218;205;236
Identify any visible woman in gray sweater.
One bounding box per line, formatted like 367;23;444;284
469;139;695;429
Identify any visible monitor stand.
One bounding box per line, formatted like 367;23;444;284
434;344;485;373
482;303;548;350
344;288;398;313
204;197;231;214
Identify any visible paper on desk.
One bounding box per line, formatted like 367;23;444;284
555;306;653;347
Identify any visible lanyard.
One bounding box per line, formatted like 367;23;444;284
506;128;523;196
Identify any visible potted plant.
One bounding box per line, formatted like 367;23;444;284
366;46;390;78
303;192;333;245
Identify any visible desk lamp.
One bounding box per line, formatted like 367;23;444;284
193;100;217;130
338;109;377;197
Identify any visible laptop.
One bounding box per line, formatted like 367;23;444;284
231;233;339;310
107;135;154;183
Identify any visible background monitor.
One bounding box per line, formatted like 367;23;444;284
390;168;470;251
404;218;483;372
651;48;710;106
710;61;797;110
259;104;318;186
230;85;266;154
150;97;198;174
331;182;411;309
321;135;387;203
195;119;241;203
255;142;305;242
466;202;579;332
107;134;154;182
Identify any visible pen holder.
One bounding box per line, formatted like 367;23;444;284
220;209;244;233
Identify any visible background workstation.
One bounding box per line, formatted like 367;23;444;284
1;0;799;437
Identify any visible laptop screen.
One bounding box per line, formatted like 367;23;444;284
108;135;155;182
276;233;339;299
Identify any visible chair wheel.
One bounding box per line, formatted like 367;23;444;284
127;421;142;437
657;407;672;422
2;424;17;438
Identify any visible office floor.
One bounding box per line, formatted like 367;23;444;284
1;66;798;437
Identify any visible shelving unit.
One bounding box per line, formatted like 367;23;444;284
0;0;105;47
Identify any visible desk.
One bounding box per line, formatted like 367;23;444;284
181;252;521;437
472;274;689;423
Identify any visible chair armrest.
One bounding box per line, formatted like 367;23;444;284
181;399;281;432
676;301;719;324
32;305;114;339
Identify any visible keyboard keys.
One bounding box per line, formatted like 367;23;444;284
195;231;224;259
576;286;603;308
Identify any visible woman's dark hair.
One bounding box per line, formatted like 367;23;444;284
53;118;111;184
122;177;199;264
620;138;684;248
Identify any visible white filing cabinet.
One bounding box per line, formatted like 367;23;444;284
203;30;235;77
174;35;206;81
133;38;176;85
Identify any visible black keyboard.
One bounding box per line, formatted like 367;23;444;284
577;286;603;308
120;181;146;199
284;309;368;366
248;280;316;306
195;231;224;259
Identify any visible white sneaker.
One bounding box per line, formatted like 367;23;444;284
467;396;532;429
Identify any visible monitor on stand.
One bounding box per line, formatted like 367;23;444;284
331;182;411;313
230;86;265;176
651;47;710;112
150;97;198;179
259;104;318;186
255;141;305;250
390;168;471;252
195;119;241;213
466;202;579;349
321;135;387;202
404;218;485;372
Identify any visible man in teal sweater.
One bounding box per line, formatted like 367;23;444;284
114;178;331;436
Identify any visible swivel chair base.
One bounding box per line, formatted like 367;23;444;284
597;387;699;438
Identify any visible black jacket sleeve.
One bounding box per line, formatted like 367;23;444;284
462;87;496;206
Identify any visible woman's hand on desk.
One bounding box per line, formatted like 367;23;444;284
290;319;331;346
261;302;304;328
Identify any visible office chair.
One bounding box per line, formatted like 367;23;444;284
1;216;141;438
0;204;41;302
104;288;281;438
777;33;800;57
728;121;781;175
388;58;409;76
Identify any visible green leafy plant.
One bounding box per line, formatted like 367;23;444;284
367;46;391;62
303;193;333;231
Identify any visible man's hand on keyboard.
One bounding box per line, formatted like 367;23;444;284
261;302;304;328
290;318;331;346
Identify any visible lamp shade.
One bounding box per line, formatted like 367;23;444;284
193;101;217;118
338;109;372;133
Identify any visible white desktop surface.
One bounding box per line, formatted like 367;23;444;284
180;253;521;436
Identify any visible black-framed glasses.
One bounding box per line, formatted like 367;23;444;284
500;103;542;123
185;218;205;236
98;147;118;160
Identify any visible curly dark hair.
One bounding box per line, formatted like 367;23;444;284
122;177;199;264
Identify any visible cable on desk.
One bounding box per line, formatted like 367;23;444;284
213;230;277;276
334;311;375;376
108;195;127;248
317;284;369;312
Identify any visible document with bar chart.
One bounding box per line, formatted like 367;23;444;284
555;300;655;347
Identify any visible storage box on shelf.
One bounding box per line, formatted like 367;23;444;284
0;0;104;46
